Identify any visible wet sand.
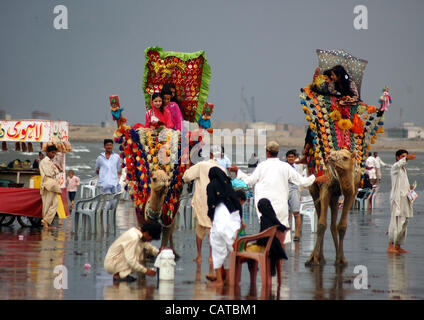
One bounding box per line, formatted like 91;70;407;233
1;187;423;300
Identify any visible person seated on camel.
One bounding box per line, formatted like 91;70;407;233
298;65;360;165
145;92;174;131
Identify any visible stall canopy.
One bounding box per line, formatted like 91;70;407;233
0;120;69;143
0;119;70;187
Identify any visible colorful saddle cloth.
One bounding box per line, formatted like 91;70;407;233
114;127;189;226
300;85;385;177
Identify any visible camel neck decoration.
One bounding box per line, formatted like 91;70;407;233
300;87;385;178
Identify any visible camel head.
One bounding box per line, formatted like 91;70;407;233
328;149;357;174
150;169;171;195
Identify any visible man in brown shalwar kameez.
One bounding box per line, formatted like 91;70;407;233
39;145;62;229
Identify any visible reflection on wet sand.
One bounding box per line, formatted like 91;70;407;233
308;265;349;300
388;254;411;300
0;223;69;300
104;280;156;300
1;189;424;299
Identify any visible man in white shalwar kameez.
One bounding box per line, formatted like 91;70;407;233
39;145;62;229
229;141;328;244
387;150;416;253
182;151;225;266
365;155;377;185
374;151;388;184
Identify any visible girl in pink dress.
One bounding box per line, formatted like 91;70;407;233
66;170;80;209
145;93;174;130
161;88;183;131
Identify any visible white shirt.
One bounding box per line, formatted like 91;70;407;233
237;157;316;243
365;156;377;170
390;157;413;218
182;159;224;228
287;162;302;191
95;152;121;189
375;156;387;169
217;155;232;173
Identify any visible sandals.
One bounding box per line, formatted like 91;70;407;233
205;274;217;282
113;275;137;282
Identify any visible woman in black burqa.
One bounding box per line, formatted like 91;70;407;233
207;167;242;221
257;198;288;283
207;166;245;286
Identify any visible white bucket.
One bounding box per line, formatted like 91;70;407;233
154;249;176;281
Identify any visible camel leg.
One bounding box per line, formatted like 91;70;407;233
168;223;180;259
329;193;340;259
161;225;171;248
306;185;330;266
335;192;355;266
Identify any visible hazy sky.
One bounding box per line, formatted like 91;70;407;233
1;0;423;127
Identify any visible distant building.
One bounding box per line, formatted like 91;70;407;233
31;110;51;119
275;122;306;138
386;122;424;139
248;121;276;132
0;110;11;120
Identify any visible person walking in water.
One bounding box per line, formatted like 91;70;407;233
387;150;416;254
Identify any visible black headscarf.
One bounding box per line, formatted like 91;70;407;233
257;198;288;276
207;167;242;221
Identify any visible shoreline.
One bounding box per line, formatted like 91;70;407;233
69;125;424;151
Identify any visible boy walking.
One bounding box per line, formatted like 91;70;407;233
387;150;416;253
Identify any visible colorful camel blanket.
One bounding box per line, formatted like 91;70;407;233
300;85;385;177
114;127;188;226
143;47;211;123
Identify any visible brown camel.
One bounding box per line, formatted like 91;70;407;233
305;149;361;266
140;169;179;257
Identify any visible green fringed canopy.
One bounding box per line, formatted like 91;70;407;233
142;47;211;123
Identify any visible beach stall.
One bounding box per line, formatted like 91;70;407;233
0;119;71;227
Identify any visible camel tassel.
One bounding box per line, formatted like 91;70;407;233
15;142;21;151
21;142;27;152
28;142;33;152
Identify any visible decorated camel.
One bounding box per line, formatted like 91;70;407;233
306;149;361;266
300;49;388;266
109;47;213;256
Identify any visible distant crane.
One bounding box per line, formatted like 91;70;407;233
241;86;256;123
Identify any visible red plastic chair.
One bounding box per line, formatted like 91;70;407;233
229;226;287;287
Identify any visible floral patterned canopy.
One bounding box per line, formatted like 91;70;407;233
142;47;211;123
316;49;368;96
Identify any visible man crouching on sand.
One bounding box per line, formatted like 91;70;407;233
104;222;161;282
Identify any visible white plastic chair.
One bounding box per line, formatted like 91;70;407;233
101;192;121;234
72;194;106;234
291;196;317;233
364;186;378;211
80;179;97;198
